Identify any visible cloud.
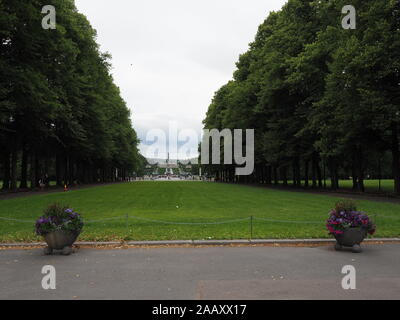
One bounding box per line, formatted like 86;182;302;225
75;0;286;159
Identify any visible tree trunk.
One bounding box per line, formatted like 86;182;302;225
69;157;75;186
273;165;279;185
323;160;327;189
293;157;301;187
1;151;11;191
392;122;400;195
304;159;309;188
30;152;37;189
10;145;18;191
316;161;323;188
351;152;358;190
64;155;69;186
56;153;63;187
329;158;339;190
266;166;272;185
260;165;265;184
356;149;365;192
311;153;318;188
44;156;50;187
35;154;40;188
19;146;28;189
281;166;288;186
311;161;316;188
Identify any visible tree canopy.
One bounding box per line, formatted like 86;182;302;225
203;0;400;194
0;0;143;190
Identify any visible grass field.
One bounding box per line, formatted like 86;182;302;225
0;181;399;242
0;179;395;193
303;179;394;193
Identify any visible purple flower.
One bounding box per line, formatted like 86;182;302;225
327;209;376;236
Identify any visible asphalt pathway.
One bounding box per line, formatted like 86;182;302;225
1;244;399;300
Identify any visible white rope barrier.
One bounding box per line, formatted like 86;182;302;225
0;213;395;226
126;215;250;225
0;217;36;223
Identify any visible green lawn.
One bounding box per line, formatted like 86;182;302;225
314;179;394;193
281;179;394;193
0;181;399;242
0;179;395;192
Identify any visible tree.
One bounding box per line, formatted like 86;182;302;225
203;0;400;194
0;0;143;193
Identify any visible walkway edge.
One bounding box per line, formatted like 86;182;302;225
1;238;400;248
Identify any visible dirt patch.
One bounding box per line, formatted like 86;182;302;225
1;240;399;251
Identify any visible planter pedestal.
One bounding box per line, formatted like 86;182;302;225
43;230;79;255
334;227;368;253
335;242;363;253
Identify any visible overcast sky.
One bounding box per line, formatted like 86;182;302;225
74;0;287;159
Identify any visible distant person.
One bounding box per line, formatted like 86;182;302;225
39;178;46;191
44;174;50;187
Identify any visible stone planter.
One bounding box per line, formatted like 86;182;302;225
334;227;368;253
43;230;80;255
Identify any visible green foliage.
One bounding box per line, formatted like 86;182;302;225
0;0;144;189
334;200;357;213
43;203;70;219
202;0;400;193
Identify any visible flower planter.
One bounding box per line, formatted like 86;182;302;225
36;204;84;256
43;230;80;255
334;227;368;253
327;201;376;254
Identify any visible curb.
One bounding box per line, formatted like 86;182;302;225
1;238;400;248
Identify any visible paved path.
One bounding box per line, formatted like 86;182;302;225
1;244;399;300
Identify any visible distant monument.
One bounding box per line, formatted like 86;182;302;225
164;153;175;176
145;155;180;177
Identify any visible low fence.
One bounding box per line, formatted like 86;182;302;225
0;212;390;240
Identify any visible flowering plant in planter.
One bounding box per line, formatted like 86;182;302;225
327;200;376;253
326;201;376;236
35;204;84;236
35;204;84;255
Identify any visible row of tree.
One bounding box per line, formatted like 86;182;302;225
0;0;145;191
203;0;400;194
